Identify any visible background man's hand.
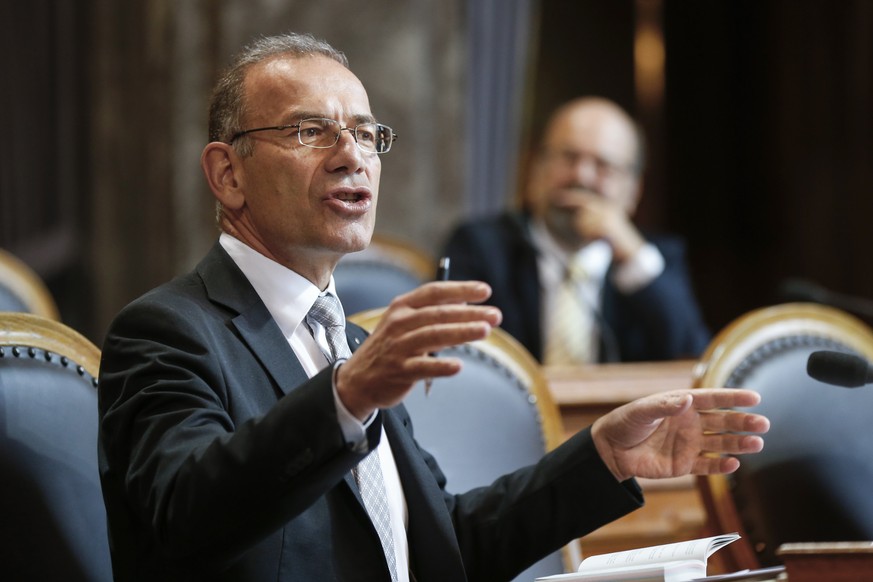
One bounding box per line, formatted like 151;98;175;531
570;191;645;262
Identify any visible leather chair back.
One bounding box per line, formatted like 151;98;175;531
0;313;111;581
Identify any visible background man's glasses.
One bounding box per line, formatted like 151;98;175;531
229;118;397;154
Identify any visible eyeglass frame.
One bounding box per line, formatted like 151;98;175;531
540;147;640;180
227;117;398;154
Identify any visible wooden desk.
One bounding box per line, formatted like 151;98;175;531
546;359;699;439
545;360;708;558
778;542;873;581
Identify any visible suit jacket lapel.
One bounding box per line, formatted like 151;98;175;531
196;242;310;397
514;214;544;359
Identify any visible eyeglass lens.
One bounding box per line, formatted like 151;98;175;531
299;118;393;153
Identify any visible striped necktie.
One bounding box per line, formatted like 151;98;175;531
543;262;593;365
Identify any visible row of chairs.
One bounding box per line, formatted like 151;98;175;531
3;239;873;579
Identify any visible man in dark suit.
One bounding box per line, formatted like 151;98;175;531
97;33;769;581
443;98;710;364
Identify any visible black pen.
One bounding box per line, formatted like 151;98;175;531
425;257;451;395
435;256;451;283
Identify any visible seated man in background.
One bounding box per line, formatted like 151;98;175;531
442;97;710;364
97;33;768;581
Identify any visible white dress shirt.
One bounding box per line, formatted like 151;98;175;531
219;233;410;581
529;219;665;363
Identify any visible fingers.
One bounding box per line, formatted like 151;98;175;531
699;409;771;435
401;320;495;356
381;301;502;335
642;389;765;421
372;281;502;354
691;434;766;475
394;280;493;309
375;304;501;354
693;455;741;475
690;388;763;409
701;432;765;456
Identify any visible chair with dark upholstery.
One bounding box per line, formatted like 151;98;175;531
692;302;873;572
0;312;111;581
334;234;435;316
350;308;578;580
0;248;60;319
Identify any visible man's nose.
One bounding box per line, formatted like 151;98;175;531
326;129;367;172
571;155;601;188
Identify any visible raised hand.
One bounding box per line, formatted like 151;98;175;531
336;280;502;419
591;388;770;482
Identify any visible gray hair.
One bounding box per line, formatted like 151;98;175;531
207;32;348;155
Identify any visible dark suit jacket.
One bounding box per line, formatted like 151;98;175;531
442;212;711;363
97;242;643;581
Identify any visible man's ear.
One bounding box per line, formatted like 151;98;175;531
201;142;246;210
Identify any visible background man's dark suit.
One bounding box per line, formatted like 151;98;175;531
442;212;711;363
98;243;643;581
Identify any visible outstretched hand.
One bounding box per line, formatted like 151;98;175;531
591;389;770;483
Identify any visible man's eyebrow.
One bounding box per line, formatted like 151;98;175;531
283;112;377;125
349;113;377;125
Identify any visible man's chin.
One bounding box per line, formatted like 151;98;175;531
336;225;374;255
544;208;585;249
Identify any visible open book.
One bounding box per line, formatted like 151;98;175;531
536;533;740;582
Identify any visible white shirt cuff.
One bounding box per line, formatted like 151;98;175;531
611;243;665;294
331;360;375;453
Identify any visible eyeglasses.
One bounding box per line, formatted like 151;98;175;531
546;149;636;179
229;117;397;154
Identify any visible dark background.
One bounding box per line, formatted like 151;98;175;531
528;0;873;337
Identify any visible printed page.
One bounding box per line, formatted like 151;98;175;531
577;533;740;572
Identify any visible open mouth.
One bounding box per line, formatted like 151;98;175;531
325;188;372;214
334;191;368;203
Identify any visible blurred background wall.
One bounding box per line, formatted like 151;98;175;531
2;0;872;346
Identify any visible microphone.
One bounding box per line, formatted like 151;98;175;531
807;350;873;388
779;278;873;320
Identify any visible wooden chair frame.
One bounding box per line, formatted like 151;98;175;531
0;311;98;373
0;248;60;320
